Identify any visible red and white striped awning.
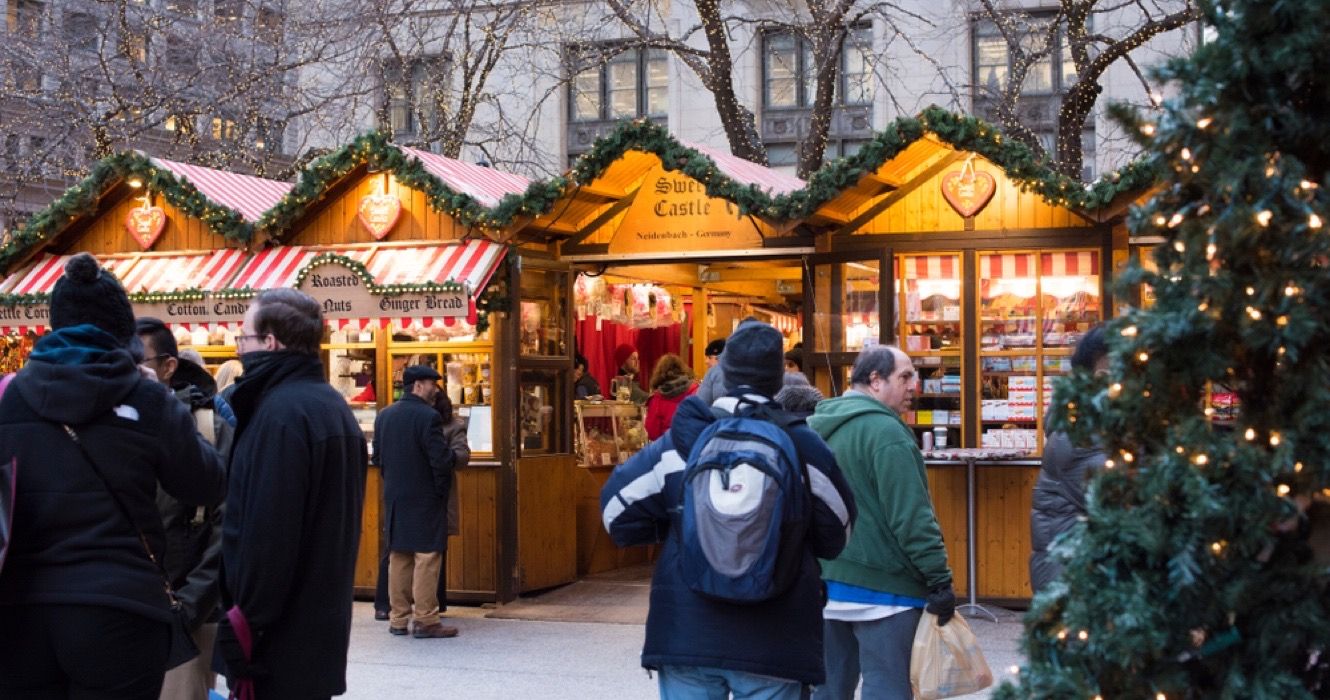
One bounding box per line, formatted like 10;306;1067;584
900;255;960;280
226;246;374;290
685;141;806;196
397;146;531;209
981;251;1100;279
1041;251;1099;276
0;254;138;334
980;253;1036;279
5;254;138;295
364;240;507;293
149;156;293;223
116;249;248;294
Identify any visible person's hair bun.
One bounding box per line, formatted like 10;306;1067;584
64;253;100;284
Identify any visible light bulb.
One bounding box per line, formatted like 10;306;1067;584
1256;210;1273;227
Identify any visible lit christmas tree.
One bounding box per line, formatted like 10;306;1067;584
996;0;1330;697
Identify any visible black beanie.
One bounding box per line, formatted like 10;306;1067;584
721;319;785;398
49;253;136;346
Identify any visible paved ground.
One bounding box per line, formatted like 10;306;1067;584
220;600;1026;699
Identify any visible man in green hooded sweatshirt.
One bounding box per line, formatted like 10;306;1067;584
807;344;955;700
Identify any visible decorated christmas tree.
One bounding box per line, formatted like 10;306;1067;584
996;1;1330;697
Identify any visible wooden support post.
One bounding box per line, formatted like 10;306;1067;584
692;287;709;373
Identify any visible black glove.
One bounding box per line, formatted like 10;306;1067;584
926;583;956;626
215;619;267;681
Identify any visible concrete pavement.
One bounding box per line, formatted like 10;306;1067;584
219;601;1026;699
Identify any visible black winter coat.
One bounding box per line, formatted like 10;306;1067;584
0;347;226;623
1029;430;1105;593
219;351;367;698
373;393;453;552
601;394;858;685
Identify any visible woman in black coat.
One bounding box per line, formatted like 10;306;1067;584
1029;325;1108;593
0;254;225;699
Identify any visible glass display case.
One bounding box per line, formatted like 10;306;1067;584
325;326;381;439
574;400;647;468
978;250;1101;453
896;254;963;448
519;268;571;357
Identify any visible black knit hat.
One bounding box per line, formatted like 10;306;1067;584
721;318;785;398
704;338;726;357
50;253;135;346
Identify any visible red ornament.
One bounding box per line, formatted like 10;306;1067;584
941;161;996;218
125;206;167;250
358;193;401;240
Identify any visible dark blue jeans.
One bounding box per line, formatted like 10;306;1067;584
0;604;170;699
812;609;923;700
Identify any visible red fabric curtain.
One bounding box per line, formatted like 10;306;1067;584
576;319;683;394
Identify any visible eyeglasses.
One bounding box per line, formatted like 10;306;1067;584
236;333;269;344
140;353;172;366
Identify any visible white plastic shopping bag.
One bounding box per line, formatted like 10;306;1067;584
909;611;994;699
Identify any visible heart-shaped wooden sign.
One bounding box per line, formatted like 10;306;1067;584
358;193;402;240
941;169;996;218
125;206;167;250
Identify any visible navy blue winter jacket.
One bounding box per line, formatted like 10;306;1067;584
600;393;857;685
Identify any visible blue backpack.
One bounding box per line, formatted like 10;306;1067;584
678;400;812;603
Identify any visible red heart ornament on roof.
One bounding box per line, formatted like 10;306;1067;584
358;193;402;240
125;206;167;250
941;169;996;218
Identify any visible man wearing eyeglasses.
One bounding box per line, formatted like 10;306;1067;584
136;317;236;700
214;289;368;700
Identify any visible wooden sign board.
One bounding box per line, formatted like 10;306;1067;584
607;166;763;254
296;260;467;319
0;303;50;327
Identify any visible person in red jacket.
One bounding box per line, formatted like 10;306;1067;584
643;353;697;441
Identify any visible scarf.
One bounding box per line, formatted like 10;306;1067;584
230;350;324;435
28;324;123;366
655;374;694;398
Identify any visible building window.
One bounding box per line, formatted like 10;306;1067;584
120;31;148;63
64;12;99;52
13;0;45;38
972;14;1093;178
165;0;197;15
211;116;238;141
762;25;873;109
568;46;667;122
384;55;447;139
213;0;243;26
165;36;198;72
255;7;284;43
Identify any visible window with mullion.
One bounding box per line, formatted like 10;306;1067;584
763;26;873;109
568;46;667;122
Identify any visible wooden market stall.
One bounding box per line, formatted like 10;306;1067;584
795;110;1140;604
0;153;291;357
236;136;579;603
519;124;814;576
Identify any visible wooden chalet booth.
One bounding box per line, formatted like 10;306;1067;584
794;108;1144;604
238;136;579;603
0;153;291;360
517;124;815;576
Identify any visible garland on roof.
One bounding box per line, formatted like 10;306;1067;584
0;152;255;273
784;106;1159;219
257;133;567;238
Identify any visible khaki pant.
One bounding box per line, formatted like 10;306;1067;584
158;621;217;700
388;551;442;630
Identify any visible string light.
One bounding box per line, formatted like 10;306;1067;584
1277;484;1291;497
1310;214;1323;229
1256;210;1273;227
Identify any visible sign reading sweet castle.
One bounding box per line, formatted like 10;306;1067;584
607;167;767;254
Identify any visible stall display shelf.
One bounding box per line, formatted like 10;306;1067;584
574;400;648;469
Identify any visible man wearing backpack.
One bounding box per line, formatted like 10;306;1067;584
601;319;857;698
807;345;955;700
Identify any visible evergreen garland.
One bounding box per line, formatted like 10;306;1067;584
0;152;254;273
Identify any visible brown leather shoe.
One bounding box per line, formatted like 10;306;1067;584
412;622;459;638
388;625;409;636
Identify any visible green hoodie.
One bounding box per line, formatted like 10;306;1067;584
807;391;952;598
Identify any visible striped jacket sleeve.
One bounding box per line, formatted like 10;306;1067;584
600;439;685;547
